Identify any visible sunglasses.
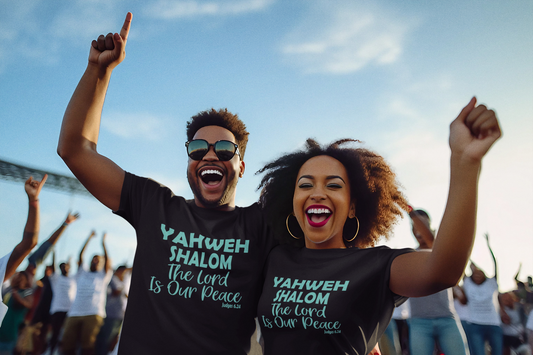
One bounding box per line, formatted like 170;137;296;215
185;139;240;161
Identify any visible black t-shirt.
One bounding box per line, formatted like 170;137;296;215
257;244;412;355
114;172;275;354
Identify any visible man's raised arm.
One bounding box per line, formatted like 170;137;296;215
102;232;111;273
78;231;96;269
57;13;133;211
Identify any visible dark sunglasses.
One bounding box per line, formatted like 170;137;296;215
185;139;240;161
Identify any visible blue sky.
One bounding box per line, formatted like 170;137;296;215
1;0;532;292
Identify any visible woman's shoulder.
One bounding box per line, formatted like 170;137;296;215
363;245;415;258
269;245;413;264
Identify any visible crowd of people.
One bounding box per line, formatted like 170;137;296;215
0;180;130;355
2;198;530;355
1;10;531;355
380;212;533;355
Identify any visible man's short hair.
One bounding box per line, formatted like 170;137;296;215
413;209;431;221
186;108;249;159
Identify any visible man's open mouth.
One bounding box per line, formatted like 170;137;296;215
200;168;224;186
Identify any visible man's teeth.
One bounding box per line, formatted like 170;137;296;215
307;208;331;215
201;169;222;176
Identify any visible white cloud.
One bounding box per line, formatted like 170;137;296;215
144;0;275;19
0;0;46;71
281;1;412;74
102;112;171;141
0;0;123;73
51;5;118;40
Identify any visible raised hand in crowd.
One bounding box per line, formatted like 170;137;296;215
5;175;48;281
78;230;96;268
25;210;81;282
102;232;111;273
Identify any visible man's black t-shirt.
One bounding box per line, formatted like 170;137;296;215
257;244;412;354
114;172;274;354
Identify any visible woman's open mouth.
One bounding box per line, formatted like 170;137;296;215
306;206;332;227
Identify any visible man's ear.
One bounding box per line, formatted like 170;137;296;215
239;161;245;178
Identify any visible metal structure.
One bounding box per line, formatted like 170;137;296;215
0;158;91;197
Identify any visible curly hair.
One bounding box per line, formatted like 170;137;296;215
257;138;410;248
186;108;249;159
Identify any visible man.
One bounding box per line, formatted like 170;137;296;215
57;13;273;354
407;209;469;355
61;232;112;355
47;257;76;355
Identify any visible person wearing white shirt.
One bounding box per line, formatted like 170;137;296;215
47;257;77;355
61;231;112;355
462;234;503;355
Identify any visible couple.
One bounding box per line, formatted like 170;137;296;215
57;12;502;355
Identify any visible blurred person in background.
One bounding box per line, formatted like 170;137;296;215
46;256;77;355
407;209;469;355
61;232;112;355
1;175;46;326
500;292;531;355
0;271;33;355
95;265;131;355
462;234;503;355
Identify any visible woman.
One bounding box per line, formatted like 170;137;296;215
0;271;34;355
256;98;501;354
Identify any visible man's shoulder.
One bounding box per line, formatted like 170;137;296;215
236;201;262;213
235;202;269;229
124;172;188;203
126;172;181;193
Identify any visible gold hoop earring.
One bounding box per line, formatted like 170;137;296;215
344;216;360;242
286;213;301;240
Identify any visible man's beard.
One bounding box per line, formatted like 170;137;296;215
187;169;238;208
